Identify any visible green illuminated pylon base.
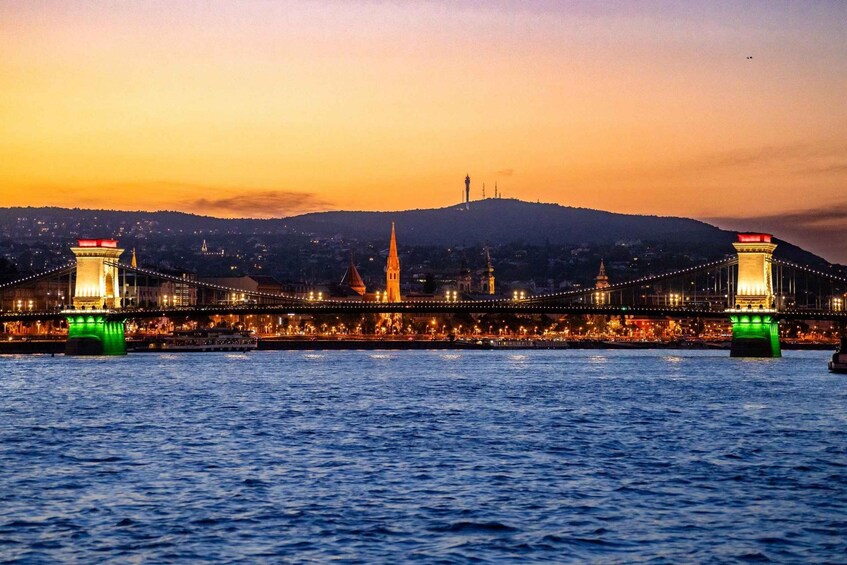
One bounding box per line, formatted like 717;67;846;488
65;315;126;356
730;314;781;358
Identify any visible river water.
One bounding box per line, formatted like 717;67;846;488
0;350;845;562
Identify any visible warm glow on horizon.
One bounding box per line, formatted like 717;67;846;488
2;1;846;259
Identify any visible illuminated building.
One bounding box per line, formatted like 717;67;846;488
482;248;495;295
593;259;610;305
595;259;610;289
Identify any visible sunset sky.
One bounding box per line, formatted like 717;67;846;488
2;1;846;260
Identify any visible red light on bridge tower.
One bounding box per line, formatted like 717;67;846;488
736;233;772;244
77;239;119;248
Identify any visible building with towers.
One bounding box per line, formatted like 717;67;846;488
457;259;473;293
452;249;496;296
593;259;610;305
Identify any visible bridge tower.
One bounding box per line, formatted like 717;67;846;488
71;239;124;310
66;239;126;355
729;233;780;358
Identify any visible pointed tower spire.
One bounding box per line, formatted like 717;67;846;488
131;248;138;269
201;239;208;253
484;247;495;295
341;252;366;296
386;222;401;302
595;259;610;289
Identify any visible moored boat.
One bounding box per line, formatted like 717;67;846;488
140;328;257;352
828;337;847;373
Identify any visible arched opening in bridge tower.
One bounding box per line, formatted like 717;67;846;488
104;273;114;302
65;315;126;356
729;314;781;358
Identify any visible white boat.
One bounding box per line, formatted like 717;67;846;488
828;337;847;373
159;328;257;352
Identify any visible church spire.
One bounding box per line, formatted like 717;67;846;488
595;259;610;289
484;247;495;295
131;248;137;269
386;222;401;302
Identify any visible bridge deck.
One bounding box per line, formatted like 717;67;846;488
2;304;845;322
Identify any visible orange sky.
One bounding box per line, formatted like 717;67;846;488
1;2;846;259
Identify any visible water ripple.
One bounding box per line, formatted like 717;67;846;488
0;350;845;562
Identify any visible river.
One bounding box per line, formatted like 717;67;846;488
0;350;845;562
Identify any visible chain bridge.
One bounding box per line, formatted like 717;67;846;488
1;234;845;356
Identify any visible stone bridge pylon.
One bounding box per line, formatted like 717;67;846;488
729;233;780;358
65;239;126;355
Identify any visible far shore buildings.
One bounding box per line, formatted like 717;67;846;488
456;248;496;296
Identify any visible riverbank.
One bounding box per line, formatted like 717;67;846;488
0;338;836;354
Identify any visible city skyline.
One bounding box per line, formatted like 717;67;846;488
2;1;846;261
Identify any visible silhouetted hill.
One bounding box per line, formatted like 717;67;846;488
285;199;822;265
0;200;830;267
289;199;722;245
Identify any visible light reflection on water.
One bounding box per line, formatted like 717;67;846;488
0;349;844;562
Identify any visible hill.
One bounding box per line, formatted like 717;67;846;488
0;200;830;267
284;199;822;265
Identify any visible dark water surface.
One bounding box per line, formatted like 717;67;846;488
1;350;845;562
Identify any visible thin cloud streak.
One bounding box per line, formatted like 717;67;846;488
668;144;847;177
709;202;847;264
23;181;332;218
189;190;330;218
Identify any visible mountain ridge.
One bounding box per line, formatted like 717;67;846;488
0;200;831;267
